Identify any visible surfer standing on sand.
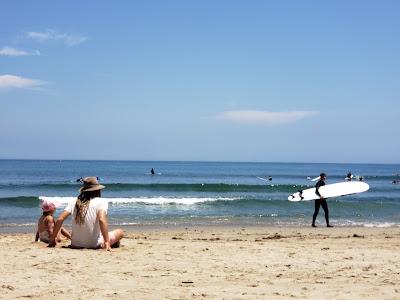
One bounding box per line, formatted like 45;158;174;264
312;173;333;228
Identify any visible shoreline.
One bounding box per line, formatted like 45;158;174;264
1;221;399;234
1;226;399;299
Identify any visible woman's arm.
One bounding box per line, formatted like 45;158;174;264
315;181;324;199
48;210;70;247
98;210;111;251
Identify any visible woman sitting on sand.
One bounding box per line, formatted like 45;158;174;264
48;177;124;251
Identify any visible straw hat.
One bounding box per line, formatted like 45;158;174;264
79;177;105;192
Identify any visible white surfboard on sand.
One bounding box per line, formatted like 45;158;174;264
288;181;369;202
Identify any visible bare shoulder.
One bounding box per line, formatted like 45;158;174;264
44;215;54;224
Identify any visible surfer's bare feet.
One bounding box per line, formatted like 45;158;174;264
327;224;334;227
312;224;316;228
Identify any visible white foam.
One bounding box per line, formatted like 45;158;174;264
0;223;36;227
39;196;76;205
332;219;400;228
39;196;239;205
115;222;140;226
363;222;398;228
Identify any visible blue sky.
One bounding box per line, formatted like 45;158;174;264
0;1;399;163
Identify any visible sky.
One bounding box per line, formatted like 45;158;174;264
0;1;399;163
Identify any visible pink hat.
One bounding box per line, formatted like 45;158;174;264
41;199;60;212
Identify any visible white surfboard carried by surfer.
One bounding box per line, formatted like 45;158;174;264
288;181;370;202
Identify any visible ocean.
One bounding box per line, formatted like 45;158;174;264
0;160;399;231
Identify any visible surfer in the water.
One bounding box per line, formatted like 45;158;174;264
312;173;333;228
150;168;155;175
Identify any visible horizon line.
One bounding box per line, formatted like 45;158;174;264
0;158;399;166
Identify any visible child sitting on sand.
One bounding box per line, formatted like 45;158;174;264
35;199;71;243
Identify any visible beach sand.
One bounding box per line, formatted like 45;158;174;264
1;226;399;299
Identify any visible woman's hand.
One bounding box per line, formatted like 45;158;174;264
102;241;112;251
49;210;71;246
98;209;113;251
48;239;56;247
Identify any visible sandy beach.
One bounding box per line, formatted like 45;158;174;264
0;226;399;299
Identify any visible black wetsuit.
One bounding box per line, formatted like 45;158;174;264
312;179;330;226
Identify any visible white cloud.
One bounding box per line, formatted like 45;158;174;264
218;110;316;124
26;29;88;47
0;46;40;56
0;74;46;90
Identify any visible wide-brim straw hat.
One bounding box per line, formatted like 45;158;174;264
79;177;105;192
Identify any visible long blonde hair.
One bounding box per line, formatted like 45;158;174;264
74;190;101;224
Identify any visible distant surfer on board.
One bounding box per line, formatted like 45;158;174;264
346;172;353;181
312;173;333;228
150;168;155;175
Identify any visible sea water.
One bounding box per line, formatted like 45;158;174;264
0;160;399;231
